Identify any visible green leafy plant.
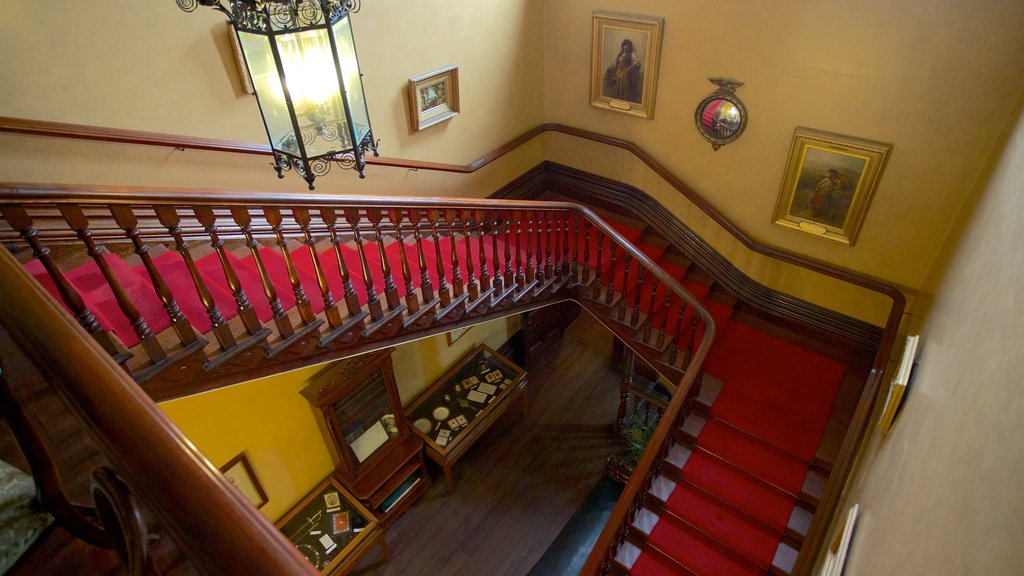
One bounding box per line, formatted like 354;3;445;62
623;412;660;466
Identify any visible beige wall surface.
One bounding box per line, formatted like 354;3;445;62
0;0;544;191
837;100;1024;574
543;0;1024;300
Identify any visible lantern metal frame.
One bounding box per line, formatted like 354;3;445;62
177;0;379;188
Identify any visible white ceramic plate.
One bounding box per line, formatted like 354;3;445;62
432;406;450;421
413;418;432;434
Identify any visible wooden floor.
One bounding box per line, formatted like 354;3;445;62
352;310;623;576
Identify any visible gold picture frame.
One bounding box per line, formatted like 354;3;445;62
773;127;892;246
227;23;255;95
590;11;664;119
220;451;269;509
408;65;460;131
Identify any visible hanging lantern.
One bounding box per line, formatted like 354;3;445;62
178;0;379;189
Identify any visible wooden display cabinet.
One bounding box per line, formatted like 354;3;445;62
275;475;388;575
301;348;428;527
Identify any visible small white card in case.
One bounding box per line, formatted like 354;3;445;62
319;533;337;554
448;417;462;430
467;390;489;403
436;433;449;446
477;383;497;396
456;414;468;426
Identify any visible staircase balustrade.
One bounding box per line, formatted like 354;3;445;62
0;183;714;574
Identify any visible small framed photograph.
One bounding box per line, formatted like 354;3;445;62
220;451;268;509
773;127;892;246
408;65;460;131
590;12;664;119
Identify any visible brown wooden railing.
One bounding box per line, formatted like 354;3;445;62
0;184;715;573
2;116;907;574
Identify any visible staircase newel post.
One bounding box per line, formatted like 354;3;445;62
388;209;420;316
264;207;317;326
155;205;238;353
1;205;123;359
195;206;265;336
291;208;342;329
60;205;166;363
344;208;385;322
111;205;200;347
230;207;295;339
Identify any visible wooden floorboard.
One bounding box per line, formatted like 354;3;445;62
352;310;623;576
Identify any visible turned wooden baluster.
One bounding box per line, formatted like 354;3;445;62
605;242;620;305
346;208;385;321
408;208;437;305
592;229;604;299
0;205;121;357
293;208;342;330
656;292;672;349
667;302;690;365
366;208;402;311
231;207;294;339
544;211;555;281
684;318;700;368
580;218;591;285
426;209;451;309
264;207;317;326
629;265;646;326
489;212;505;295
195;206;264;336
155;206;238;351
641;276;661;342
459;209;479;301
388;209;420;316
561;211;571;277
474;209;491;293
616;348;636;433
444;209;465;299
502;211;515;289
613;252;630;312
61;205;166;363
111;205;199;346
513;211;526;287
523;211;536;284
321;207;364;321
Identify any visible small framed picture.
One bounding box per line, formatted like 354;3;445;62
408;65;460;131
590;12;664;119
220;451;268;509
772;127;892;246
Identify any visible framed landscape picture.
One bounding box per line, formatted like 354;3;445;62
590;11;664;119
408;65;460;131
772;127;892;246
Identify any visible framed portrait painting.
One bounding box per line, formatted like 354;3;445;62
220;451;269;509
590;12;664;119
772;128;892;246
407;65;460;131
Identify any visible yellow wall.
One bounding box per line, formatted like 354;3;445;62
542;0;1024;320
158;315;518;520
835;96;1024;575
